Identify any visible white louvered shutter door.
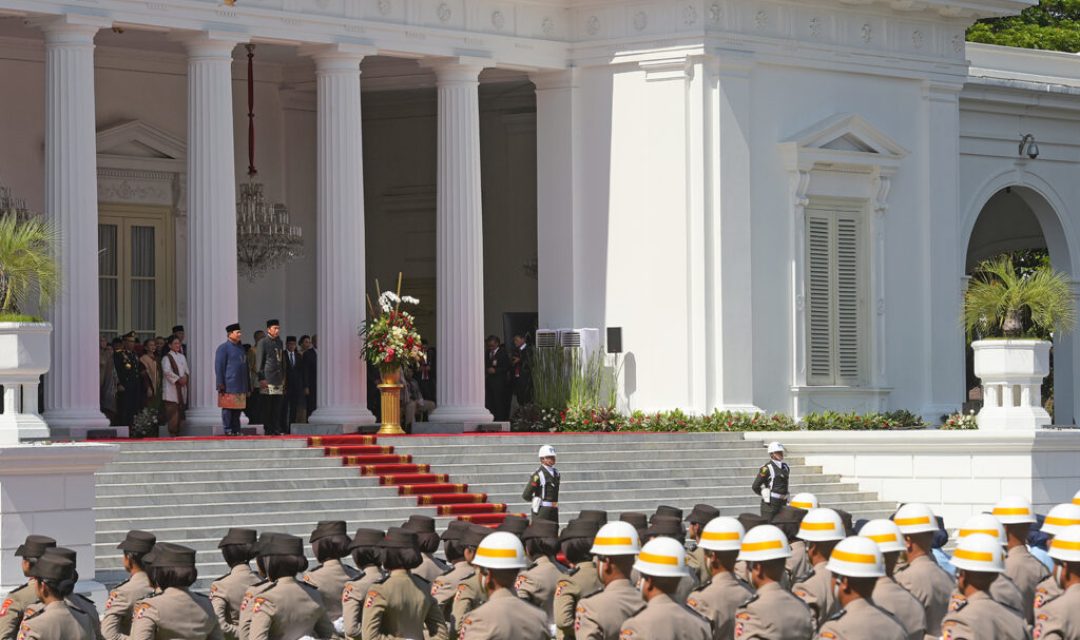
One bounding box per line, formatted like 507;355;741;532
806;212;834;385
834;213;863;385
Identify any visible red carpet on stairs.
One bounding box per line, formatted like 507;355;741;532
307;434;523;527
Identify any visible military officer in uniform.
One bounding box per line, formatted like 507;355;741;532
0;535;57;640
302;520;358;620
402;515;450;583
732;525;815;640
236;532;284;640
791;508;847;627
114;332;143;427
359;528;447;640
516;519;567;627
430;523;476;627
618;537;710;640
685;517;753;640
129;542;222;640
245;534;336;640
15;555;89;640
993;496;1050;624
574;522;644;640
209;528;260;640
523;445;560;523
685;504;721;585
1034;503;1080;616
553;519;602;640
1033;524;1080;640
891;503;954;635
447;525;491;632
254;319;286;435
102;530;157;640
751;442;789;521
457;532;548;640
951;514;1026;616
857;519;926;640
939;533;1029;640
34;548;102;640
342;529;386;640
640;516;699;601
815;536;906;640
783;494;817;583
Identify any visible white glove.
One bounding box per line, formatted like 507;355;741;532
531;496;542;513
761;488;770;503
549;624;558;638
332;617;345;634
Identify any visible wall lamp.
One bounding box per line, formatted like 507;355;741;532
1019;134;1039;160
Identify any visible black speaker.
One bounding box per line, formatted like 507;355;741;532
607;327;622;354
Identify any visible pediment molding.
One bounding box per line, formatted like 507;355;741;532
97;120;186;172
780;113;908;174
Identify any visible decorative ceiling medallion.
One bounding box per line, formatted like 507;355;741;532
633;11;647;31
586;15;600;36
437;2;451;22
492;10;505;30
708;3;721;24
860;23;872;43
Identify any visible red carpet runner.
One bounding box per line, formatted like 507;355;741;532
307;434;522;526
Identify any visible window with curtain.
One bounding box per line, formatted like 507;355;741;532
98;213;168;341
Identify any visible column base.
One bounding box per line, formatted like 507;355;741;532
184;406;251;429
308;406;377;428
42;408;109;432
429;405;494;424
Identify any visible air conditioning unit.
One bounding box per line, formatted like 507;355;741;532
558;328;601;361
535;329;559;348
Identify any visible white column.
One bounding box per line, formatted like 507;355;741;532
41;16;111;432
304;45;375;427
426;59;493;425
180;34;240;428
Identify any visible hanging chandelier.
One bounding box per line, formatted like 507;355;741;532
236;44;304;281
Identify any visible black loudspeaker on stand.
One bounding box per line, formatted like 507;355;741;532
607;327;622;354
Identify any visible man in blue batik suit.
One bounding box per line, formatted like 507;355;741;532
215;322;250;435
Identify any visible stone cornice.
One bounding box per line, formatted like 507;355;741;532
0;443;119;476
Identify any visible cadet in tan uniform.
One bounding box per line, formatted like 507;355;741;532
516;519;567;628
685;517;753;640
246;534;336;640
402;515;450;583
209;528;261;640
791;508;846;627
685;504;721;585
640;517;698;602
497;514;530;537
619;536;710;640
1033;524;1080;640
102;530;157;640
36;547;102;640
129;542;222;640
0;535;56;640
457;532;548;640
939;533;1029;640
358;527;447;640
342;529;385;640
618;513;648;540
891;504;954;635
994;497;1050;625
814;536;906;640
1035;504;1080;615
573;522;644;640
302;520;359;620
553;519;602;640
236;532;282;640
732;525;815;640
857;520;926;640
777;500;814;585
950;514;1026;618
15;555;89;640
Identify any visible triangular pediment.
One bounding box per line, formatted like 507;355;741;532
97;120;185;162
785;113;908;159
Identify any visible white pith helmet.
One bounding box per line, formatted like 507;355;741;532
956;514;1006;546
767;441;784;454
892;503;939;535
951;532;1005;574
992;496;1037;525
737;525;792;562
789;493;819;510
1042;503;1080;536
797;508;846;542
633;536;689;578
858;519;906;554
826;536;885;579
1049;524;1080;563
472;532;528;570
698;517;745;553
538;445;557;458
590;521;641;557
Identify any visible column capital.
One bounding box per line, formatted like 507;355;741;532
529;69;578;92
300;42;375;71
422;56;493;85
37;14;111;44
171;30;243;58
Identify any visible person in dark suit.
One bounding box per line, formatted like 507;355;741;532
283;335;306;427
300;334;317;417
485;335;511;421
418;339;435;403
215;323;250;435
511;334;533;407
114;331;143;427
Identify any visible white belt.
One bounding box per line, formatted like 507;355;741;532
770;492;787;500
540;501;558;508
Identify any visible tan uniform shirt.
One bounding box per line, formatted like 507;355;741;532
458;588;549;640
573;579;643;640
515;556;566;624
871;576;926;640
451;571;488;629
236;580;272;640
620;592;710;640
1005;545;1050;624
128;587;223;640
25;594;100;640
788;542;812;584
688;547;710;586
102;572;155;640
246;577;337;640
358;569;447;640
939;590;1030;640
303;558;360;621
414;554;449;585
893;554;953;635
431;563;472;608
948;575;1025;622
686;571;754;640
210;565;262;640
792;561;837;628
1;580;39;640
732;581;815;640
15;600;90;640
342;567;386;640
1033;582;1080;640
554;561;601;640
1036;574;1065;613
815;597;906;640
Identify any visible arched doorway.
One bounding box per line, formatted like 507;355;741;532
964;185;1076;425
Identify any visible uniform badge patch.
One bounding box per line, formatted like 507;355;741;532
365;591;379;608
0;598;12;617
251;597;266;614
620;630;634;638
687;598;697;608
820;633;837;639
514;574;528;590
555;580;569;597
735;621;744;638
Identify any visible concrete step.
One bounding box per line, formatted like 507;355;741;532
382;449;780;465
97;477;381;497
108;446;328;462
102;457;347;472
381;433;752;445
97;466;364;484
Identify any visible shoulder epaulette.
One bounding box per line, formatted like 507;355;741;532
680;602;712;624
567;565;580;576
580;587;603;600
440;565;456;577
374;574;390;585
191;591;211;602
826;607;847;622
527;560;539;570
630;603;647;617
8;583;29;595
698;577;713;590
739;593;759;607
795;568;815;583
412;574;431;585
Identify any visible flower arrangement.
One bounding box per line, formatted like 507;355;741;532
940;411;979;430
129;407;161;439
361;274;425;375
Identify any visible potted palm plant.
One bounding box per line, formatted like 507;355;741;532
0;213;59;442
964;254;1076;430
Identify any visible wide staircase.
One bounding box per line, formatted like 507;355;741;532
93;432;894;588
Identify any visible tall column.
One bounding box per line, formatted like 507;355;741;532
41;16;111;433
426;59;493;425
180;34;241;429
304;45;375;427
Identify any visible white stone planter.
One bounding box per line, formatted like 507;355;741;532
972;339;1052;431
0;322;52;443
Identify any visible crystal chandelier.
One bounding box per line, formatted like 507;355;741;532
236;44;304;281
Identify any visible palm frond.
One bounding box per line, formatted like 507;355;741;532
0;214;61;315
963;254;1076;338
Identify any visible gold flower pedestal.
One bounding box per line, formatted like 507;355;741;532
377;368;405;435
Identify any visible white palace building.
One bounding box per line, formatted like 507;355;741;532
0;0;1078;432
